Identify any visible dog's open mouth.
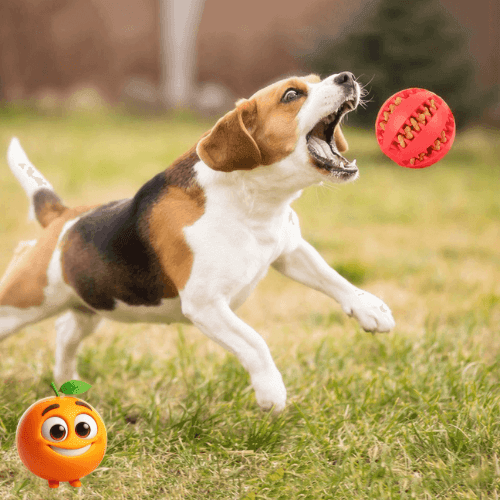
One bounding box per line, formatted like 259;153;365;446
306;98;358;176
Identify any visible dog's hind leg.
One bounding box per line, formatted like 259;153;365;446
0;237;77;341
0;303;67;341
54;309;101;385
0;240;37;289
0;241;41;340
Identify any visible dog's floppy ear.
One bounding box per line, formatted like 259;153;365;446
197;100;262;172
334;125;348;153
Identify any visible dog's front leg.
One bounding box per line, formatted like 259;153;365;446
181;297;286;413
272;238;395;333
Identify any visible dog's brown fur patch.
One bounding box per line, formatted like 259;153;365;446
250;77;311;165
198;75;318;172
148;184;205;294
0;206;92;309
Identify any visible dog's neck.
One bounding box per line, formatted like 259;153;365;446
193;158;313;220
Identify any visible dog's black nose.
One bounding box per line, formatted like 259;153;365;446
333;72;355;87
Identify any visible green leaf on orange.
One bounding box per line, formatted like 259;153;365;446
59;380;92;395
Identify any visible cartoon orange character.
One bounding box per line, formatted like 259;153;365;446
16;381;106;488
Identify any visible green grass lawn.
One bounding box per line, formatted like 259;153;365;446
0;109;499;499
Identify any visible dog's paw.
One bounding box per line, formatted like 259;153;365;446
251;369;287;414
341;288;395;333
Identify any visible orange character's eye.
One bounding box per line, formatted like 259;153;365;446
41;417;68;442
74;414;98;439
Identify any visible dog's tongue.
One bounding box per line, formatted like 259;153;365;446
308;137;336;162
308;136;357;169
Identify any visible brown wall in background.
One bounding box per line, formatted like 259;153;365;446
440;0;500;90
0;0;497;104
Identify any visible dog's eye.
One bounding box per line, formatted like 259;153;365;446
281;88;303;103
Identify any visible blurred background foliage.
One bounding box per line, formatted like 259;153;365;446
305;0;497;129
0;0;498;127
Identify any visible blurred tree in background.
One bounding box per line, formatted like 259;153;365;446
307;0;495;129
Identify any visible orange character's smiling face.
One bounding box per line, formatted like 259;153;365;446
16;396;106;482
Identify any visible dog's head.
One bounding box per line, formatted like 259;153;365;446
197;72;361;186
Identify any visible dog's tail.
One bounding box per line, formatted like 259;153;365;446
7;138;67;228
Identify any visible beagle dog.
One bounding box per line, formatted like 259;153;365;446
0;72;395;413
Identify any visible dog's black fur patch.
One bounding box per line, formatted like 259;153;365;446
62;149;200;311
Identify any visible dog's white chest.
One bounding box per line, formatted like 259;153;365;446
183;195;298;309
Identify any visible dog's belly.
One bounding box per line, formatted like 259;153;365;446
92;296;189;324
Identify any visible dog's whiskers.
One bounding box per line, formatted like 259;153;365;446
354;74;374;111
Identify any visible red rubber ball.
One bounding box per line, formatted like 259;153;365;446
375;88;456;168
